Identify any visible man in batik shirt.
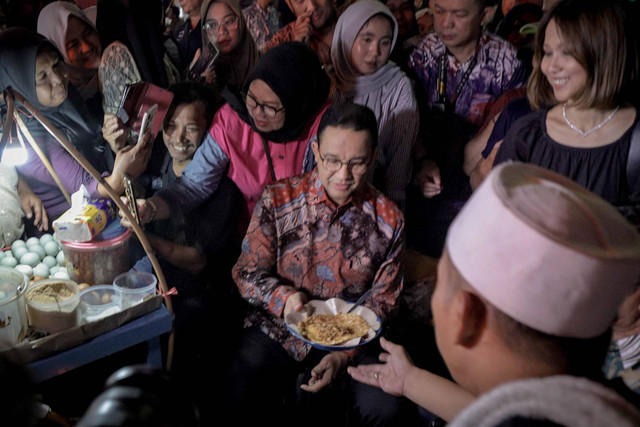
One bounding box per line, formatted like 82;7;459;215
409;0;526;127
406;0;527;259
242;0;281;52
263;0;337;70
228;104;415;426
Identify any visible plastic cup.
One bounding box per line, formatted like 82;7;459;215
113;272;157;309
79;285;121;323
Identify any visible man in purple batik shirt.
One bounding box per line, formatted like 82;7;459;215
409;0;526;127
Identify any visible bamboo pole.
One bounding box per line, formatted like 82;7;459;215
4;88;175;369
14;113;72;204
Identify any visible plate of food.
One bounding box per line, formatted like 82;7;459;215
285;297;382;351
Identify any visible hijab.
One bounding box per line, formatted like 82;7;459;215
331;0;405;98
37;1;100;100
200;0;260;91
0;28;105;171
226;42;330;143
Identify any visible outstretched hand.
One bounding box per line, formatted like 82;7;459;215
347;337;414;397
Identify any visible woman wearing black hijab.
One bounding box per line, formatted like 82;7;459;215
0;28;151;224
149;42;331;230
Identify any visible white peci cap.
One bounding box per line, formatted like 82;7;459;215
446;162;640;338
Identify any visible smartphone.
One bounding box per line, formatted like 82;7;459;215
123;174;140;225
136;104;158;145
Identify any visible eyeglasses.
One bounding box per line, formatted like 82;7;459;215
202;15;240;36
243;92;284;119
319;154;369;174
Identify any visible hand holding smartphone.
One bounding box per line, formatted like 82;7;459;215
123;174;140;225
137;104;158;145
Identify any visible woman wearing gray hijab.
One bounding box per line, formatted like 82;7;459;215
0;28;151;224
330;0;418;209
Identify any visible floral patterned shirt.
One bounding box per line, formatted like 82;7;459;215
264;22;333;71
232;169;405;361
242;3;280;52
409;31;527;127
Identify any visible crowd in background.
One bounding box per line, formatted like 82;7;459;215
1;0;640;426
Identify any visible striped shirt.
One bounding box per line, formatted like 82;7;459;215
332;69;419;209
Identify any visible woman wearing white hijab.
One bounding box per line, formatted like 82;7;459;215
37;1;102;101
331;0;419;209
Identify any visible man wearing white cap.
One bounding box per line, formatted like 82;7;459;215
348;162;640;426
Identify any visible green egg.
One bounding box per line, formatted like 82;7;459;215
0;257;17;268
43;240;59;257
15;264;33;279
42;256;57;269
28;245;45;260
11;240;25;251
12;246;28;260
20;252;40;268
56;250;66;265
39;234;53;244
33;263;50;278
26;237;40;247
0;251;6;259
49;266;60;276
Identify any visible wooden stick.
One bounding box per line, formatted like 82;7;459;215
14;112;72;204
6;89;176;369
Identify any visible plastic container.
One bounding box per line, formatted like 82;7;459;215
25;279;80;334
59;221;131;286
0;266;28;349
79;285;121;324
113;272;157;309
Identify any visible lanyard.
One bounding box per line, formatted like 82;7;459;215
436;53;478;107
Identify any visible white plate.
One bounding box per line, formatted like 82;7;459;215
285;297;382;351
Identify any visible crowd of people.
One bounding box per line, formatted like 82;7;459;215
2;0;640;425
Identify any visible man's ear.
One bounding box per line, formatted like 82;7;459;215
455;290;487;348
482;5;496;27
312;139;321;163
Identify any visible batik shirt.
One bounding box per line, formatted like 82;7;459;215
232;169;405;361
409;31;526;127
242;3;280;52
264;23;333;71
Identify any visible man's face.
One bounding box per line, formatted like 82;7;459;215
162;101;208;162
286;0;334;29
432;0;487;54
179;0;203;15
312;125;373;206
386;0;415;38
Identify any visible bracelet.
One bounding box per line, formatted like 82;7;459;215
146;198;158;224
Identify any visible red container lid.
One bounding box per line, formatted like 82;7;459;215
60;228;131;249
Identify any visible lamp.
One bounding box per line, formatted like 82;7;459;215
0;90;27;166
0;87;175;368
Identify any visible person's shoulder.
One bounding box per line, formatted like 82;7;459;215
482;32;520;60
264;171;314;204
363;185;404;232
414;32;441;54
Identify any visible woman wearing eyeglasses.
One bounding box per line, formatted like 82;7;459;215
194;0;259;91
143;42;330;232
